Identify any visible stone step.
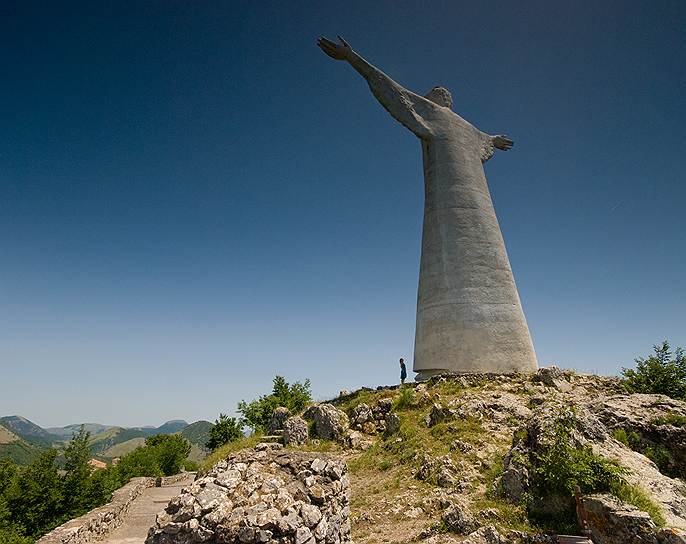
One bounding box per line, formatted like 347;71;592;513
556;537;593;544
261;435;283;443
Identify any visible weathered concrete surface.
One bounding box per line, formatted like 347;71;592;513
101;474;195;544
317;37;537;378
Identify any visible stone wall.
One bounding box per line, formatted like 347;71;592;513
36;477;154;544
146;443;351;544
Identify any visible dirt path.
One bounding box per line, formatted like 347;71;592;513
102;474;195;544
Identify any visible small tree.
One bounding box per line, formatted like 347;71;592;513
6;450;64;538
622;341;686;400
237;376;312;432
145;435;191;476
206;414;243;451
62;426;93;515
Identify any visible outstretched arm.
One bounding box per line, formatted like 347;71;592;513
479;133;514;163
317;36;436;139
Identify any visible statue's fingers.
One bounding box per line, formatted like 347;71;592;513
319;37;338;48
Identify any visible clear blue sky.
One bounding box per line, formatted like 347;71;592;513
1;1;684;427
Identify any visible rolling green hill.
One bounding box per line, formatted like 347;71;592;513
0;415;60;447
1;416;210;463
180;420;212;447
46;423;115;439
101;437;147;458
0;422;44;464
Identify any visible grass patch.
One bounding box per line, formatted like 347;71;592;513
288;439;340;453
472;497;535;534
613;428;679;478
652;414;686;427
611;480;666;527
201;434;263;472
393;387;415;411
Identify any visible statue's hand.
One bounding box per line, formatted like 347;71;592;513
317;35;352;61
493;135;514;151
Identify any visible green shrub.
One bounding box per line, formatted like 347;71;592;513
206;414;243;451
238;376;312;432
611;480;666;527
613;428;641;449
528;408;665;529
622;341;686;400
144;435;192;476
652;413;686;427
393;387;415;410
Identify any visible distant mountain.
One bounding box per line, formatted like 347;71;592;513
0;416;60;448
46;423;115;439
152;420;189;434
0;422;43;464
101;437;147;458
180;420;212;447
0;416;207;463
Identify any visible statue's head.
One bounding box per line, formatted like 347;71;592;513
424;86;453;109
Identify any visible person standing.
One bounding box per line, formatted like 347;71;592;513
399;358;407;385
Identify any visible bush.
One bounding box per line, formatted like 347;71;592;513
238;376;312;432
206;414;243;451
393;387;415;410
528;408;664;529
532;412;626;497
622;341;686;400
652;413;686;427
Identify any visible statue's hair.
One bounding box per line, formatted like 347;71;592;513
424;86;453;108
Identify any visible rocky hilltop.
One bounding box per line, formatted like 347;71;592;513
161;370;686;544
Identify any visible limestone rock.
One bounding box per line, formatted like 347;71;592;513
427;404;456;427
416;455;459;487
658;528;686;544
501;463;529;503
268;407;291;435
283;416;308;446
535;365;570;390
351;403;373;426
305;404;350;441
441;503;478;534
589;393;686;479
386;413;401;434
146;447;350;544
343;430;373;451
582;493;658;544
462;525;506;544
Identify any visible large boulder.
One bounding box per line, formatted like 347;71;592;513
146;444;351;544
534;365;570;390
588;394;686;479
304;405;349;441
268;407;291;435
441;502;478;534
283;416;309;446
582;493;659;544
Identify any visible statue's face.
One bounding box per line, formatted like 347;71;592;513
425;87;453;109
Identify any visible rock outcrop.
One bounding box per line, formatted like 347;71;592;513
349;399;395;435
146;444;350;544
583;493;659;544
283;416;309;446
268;407;291;435
589;394;686;479
304;405;349;441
